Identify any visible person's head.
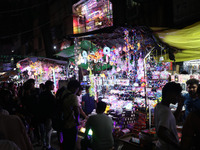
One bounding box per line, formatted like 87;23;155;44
40;83;45;89
96;101;107;114
26;79;35;90
14;83;17;89
181;70;188;74
67;79;80;94
45;80;54;91
2;82;8;89
186;79;199;98
39;83;45;92
23;81;32;92
0;89;11;104
86;86;90;93
162;82;182;105
8;82;14;90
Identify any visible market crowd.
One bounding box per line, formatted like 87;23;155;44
0;78;111;150
0;78;200;150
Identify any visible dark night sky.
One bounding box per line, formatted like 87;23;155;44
0;1;42;40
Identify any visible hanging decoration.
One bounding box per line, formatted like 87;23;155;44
103;46;111;56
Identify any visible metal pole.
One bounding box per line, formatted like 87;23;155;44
143;48;154;129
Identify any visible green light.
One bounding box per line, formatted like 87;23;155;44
88;129;93;136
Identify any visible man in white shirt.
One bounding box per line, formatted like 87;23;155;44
154;82;182;150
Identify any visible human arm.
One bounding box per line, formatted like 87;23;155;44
73;105;80;125
157;126;180;149
81;96;85;110
174;95;184;121
72;95;80;125
79;106;88;119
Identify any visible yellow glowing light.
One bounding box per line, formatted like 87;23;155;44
79;127;93;136
105;105;110;113
110;61;114;65
100;73;106;78
137;43;141;49
80;127;86;133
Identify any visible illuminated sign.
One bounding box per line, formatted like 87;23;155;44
73;0;113;34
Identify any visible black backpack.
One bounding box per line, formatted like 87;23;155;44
52;92;71;131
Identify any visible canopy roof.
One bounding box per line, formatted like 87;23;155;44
157;22;200;62
55;40;97;59
17;57;68;66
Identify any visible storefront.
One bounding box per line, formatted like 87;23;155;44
55;0;178;149
57;22;173;150
16;57;68;92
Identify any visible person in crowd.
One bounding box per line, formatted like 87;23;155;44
76;86;87;119
83;101;114;150
154;82;182;150
182;79;200;118
39;80;56;150
0;140;21;150
0;86;18;115
8;82;15;98
180;84;200;149
55;85;67;150
56;86;66;104
1;82;8;90
21;79;41;145
62;79;80;150
82;86;96;115
180;111;200;150
0;106;34;150
39;83;45;94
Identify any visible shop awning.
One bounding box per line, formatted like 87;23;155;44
55;40;98;59
156;22;200;62
17;57;68;65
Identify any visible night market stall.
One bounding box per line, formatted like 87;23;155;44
55;0;175;148
16;57;68;92
56;25;173;149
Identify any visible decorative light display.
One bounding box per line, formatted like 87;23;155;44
73;0;113;34
70;26;171;123
74;38;80;80
16;58;67;90
89;70;95;97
